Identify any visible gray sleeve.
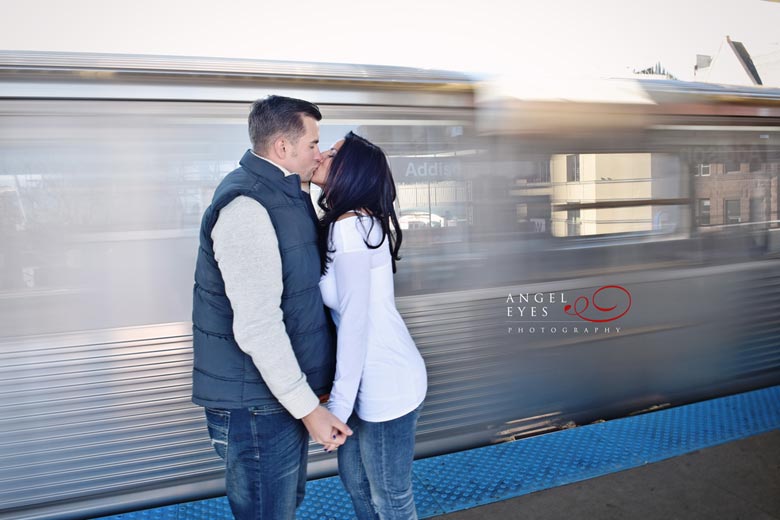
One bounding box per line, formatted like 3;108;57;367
211;196;319;419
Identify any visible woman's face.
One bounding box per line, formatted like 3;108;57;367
311;139;344;188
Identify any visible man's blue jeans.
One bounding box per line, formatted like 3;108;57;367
338;406;422;520
205;405;308;520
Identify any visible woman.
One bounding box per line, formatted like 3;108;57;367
312;131;427;520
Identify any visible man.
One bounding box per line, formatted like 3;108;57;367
192;95;351;519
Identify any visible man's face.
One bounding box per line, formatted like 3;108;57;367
311;138;344;188
283;116;322;182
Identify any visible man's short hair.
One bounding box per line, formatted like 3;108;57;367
248;95;322;154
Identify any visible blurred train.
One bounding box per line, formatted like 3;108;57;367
1;51;779;520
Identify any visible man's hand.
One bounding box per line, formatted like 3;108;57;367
302;406;352;451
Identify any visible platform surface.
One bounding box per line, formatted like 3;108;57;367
94;385;780;520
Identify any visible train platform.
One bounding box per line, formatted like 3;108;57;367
435;428;779;519
95;385;780;520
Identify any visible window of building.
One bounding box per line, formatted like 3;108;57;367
749;197;765;223
567;209;581;236
724;161;740;174
566;154;580;182
535;160;551;183
724;199;741;225
692;163;711;176
697;198;711;226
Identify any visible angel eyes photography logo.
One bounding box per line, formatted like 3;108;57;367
505;285;632;335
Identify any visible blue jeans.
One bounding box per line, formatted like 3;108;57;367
205;405;308;520
338;406;422;520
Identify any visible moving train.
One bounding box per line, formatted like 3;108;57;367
1;51;779;520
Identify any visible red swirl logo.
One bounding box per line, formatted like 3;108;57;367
564;285;632;323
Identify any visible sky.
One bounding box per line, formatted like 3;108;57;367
0;0;778;81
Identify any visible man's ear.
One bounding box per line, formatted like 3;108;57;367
272;136;287;160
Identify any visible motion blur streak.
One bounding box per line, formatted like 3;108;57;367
0;51;779;520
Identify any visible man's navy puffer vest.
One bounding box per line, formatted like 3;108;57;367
192;150;335;409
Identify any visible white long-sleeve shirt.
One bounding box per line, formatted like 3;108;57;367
319;215;427;424
210;155;320;419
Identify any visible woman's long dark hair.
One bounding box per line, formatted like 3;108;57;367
317;131;402;275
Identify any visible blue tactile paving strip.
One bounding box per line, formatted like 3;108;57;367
94;385;780;520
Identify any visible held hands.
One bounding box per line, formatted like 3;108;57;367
301;405;352;452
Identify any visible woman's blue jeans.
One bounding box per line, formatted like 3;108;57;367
338;406;422;520
205;405;308;520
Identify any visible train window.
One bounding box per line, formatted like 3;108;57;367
317;116;477;242
693;145;776;241
0;100;249;337
548;153;688;238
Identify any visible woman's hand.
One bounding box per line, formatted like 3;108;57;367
302;405;352;448
322;427;343;452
